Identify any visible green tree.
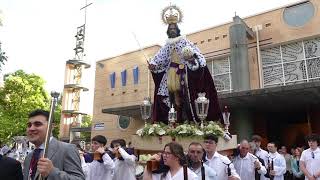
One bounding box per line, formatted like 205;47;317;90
0;70;49;142
52;96;62;138
80;115;92;141
0;42;8;71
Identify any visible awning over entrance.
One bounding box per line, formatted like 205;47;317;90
219;81;320;111
102;81;320;116
102;105;141;118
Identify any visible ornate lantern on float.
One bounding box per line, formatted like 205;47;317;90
222;106;232;141
168;105;177;127
194;92;209;129
140;97;152;126
223;106;231;133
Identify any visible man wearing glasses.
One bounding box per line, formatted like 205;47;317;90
187;142;217;179
23;109;85;180
300;134;320;180
203;134;240;180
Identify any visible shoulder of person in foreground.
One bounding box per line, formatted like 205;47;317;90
48;139;85;180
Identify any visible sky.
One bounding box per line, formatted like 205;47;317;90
0;0;300;114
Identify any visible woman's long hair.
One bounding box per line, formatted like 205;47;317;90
160;142;186;179
165;142;186;166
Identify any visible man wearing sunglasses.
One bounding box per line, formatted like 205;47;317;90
203;134;240;180
300;134;320;180
188;142;217;179
23;109;85;180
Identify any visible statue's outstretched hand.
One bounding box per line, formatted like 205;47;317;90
148;63;156;71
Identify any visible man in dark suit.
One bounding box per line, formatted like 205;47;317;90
23;109;85;180
0;154;23;180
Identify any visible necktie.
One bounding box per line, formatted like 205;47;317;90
29;149;42;180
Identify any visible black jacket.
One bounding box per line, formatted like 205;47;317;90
0;154;23;180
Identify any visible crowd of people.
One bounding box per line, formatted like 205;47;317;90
0;109;319;180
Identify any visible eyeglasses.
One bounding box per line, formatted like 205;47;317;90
162;151;173;156
27;121;45;128
204;140;215;144
311;152;315;159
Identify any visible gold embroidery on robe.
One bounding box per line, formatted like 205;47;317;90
167;47;181;93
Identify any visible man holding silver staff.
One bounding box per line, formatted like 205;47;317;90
23;109;85;180
233;140;267;180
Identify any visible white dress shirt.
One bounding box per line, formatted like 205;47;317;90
255;147;269;180
191;163;217;180
112;147;136;180
234;152;267;180
266;152;286;180
300;147;320;180
81;153;115;180
152;167;198;180
205;151;240;180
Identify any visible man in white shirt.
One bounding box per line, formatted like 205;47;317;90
279;146;292;179
80;135;115;180
252;135;269;164
265;142;286;180
187;142;217;180
300;134;320;180
112;139;136;180
234;140;267;180
203;134;240;180
252;135;269;180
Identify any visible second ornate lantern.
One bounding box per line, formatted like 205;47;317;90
194;92;209;129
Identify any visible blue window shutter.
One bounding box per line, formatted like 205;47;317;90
133;66;139;85
121;69;127;87
110;72;116;89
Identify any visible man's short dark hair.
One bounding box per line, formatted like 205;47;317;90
204;134;218;143
305;134;319;143
268;142;278;148
113;139;126;147
28;109;49;121
189;142;203;149
92;135;107;146
251;135;262;142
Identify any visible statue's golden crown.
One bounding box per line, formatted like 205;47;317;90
161;5;183;25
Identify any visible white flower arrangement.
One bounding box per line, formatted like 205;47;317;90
136;121;224;138
136;123;168;137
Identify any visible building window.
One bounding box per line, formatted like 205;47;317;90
118;116;130;130
109;72;116;89
283;1;315;27
207;57;232;92
133;66;139;85
121;69;127;87
261;37;320;87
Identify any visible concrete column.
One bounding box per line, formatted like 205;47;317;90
231;109;254;142
229;16;251;91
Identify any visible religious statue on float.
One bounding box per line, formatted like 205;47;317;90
148;5;222;124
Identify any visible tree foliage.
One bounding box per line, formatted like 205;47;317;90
80;115;92;141
0;42;8;71
0;70;49;142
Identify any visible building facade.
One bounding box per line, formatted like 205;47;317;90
92;0;320;148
